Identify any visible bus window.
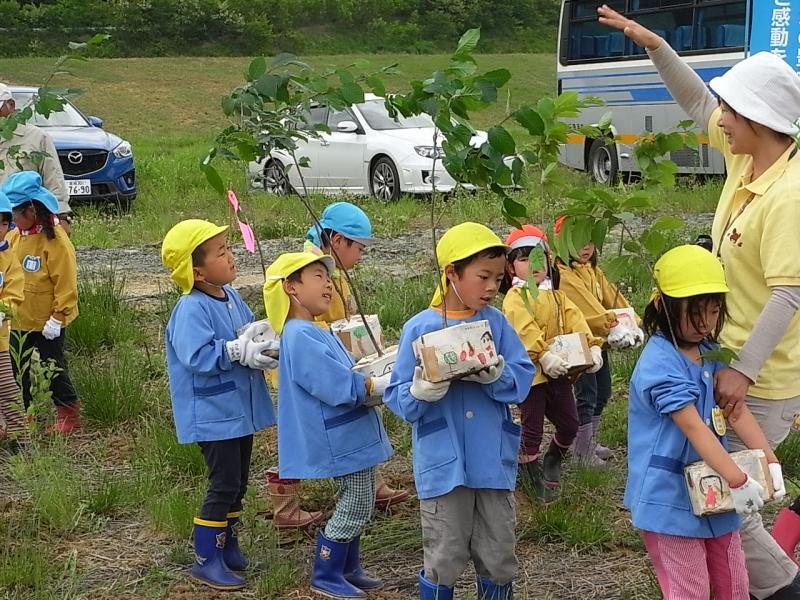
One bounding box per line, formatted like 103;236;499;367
634;8;693;53
697;2;746;49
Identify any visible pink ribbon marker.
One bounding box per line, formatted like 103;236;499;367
227;189;240;212
239;222;256;254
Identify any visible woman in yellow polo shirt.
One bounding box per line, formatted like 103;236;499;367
599;6;800;600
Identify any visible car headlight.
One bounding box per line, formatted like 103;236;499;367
112;141;132;159
415;146;445;159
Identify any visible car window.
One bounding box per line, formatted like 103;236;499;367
328;108;357;129
297;106;329;130
357;99;434;130
12;93;89;127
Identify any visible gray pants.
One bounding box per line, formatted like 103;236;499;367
727;395;800;599
420;486;517;588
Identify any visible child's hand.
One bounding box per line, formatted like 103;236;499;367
410;366;450;402
587;346;604;374
244;340;279;370
729;473;765;515
607;323;634;350
463;356;505;385
370;373;392;398
42;316;62;340
769;462;786;501
540;351;569;379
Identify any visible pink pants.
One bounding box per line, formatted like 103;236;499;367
642;530;749;599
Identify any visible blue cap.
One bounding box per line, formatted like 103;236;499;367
1;171;60;214
306;202;373;247
0;191;10;214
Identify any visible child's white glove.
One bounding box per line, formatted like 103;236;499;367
607;323;633;350
370;373;392;397
42;316;62;340
540;351;569;379
769;462;786;501
241;320;271;341
0;311;5;323
410;366;450;402
631;326;645;348
246;343;279;370
463;355;505;385
587;346;604;374
730;474;765;515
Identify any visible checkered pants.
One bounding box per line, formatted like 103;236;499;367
323;466;377;542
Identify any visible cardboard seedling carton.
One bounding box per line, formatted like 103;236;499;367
331;315;384;360
684;449;774;516
237;319;279;358
413;320;499;383
352;346;398;378
550;332;593;374
613;307;638;335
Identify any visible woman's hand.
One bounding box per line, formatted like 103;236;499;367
714;368;751;420
597;4;664;51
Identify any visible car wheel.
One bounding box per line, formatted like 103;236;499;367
263;160;291;195
370;157;400;202
588;138;619;185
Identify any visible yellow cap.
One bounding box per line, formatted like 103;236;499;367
431;222;507;306
653;245;729;298
263;252;336;334
161;220;229;294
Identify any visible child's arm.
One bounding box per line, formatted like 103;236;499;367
558;294;604;347
384;323;436;423
47;236;78;324
727;403;779;463
1;254;25;310
287;325;367;408
169;302;236;376
558;266;618;336
596;266;631;311
672;405;748;485
502;291;548;361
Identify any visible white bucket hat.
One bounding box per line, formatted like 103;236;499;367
710;52;800;138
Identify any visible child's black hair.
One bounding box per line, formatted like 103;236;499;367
500;245;560;294
642;292;727;345
451;246;507;276
320;228;355;249
0;212;11;225
21;200;56;240
191;244;208;267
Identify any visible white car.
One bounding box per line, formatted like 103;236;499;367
248;94;488;201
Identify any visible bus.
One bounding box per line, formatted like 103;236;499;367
557;0;800;183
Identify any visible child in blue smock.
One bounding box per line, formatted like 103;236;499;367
162;219;279;591
628;245;786;599
263;251;393;600
384;222;535;600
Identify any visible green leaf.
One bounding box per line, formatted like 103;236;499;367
200;160;225;195
455;28;481;58
340;81;365;105
503;196;527;218
651;215;684;231
479;68;511;88
591;220;608;249
597;111;613;131
512;107;545;136
68;41;86;51
520;284;539;317
528;245;546;272
254;74;280;98
248;57;266;81
87;33;111;45
488;126;515;155
271;53;309;70
700;347;739;366
353;58;371;70
297;156;311;168
366;75;386;98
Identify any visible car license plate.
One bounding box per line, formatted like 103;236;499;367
67;179;91;196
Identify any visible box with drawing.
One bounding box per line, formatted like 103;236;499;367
549;332;593;374
352;346;398;378
684;449;775;516
413;320;499;383
331;315;384;360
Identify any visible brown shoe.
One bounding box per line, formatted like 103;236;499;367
374;472;410;509
266;468;324;529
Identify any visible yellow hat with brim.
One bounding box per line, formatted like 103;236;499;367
653;245;729;298
264;252;336;335
161;219;229;295
431;222;508;306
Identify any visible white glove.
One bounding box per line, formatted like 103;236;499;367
463;356;505;385
607;323;633;350
0;311;5;323
769;462;786;501
730;474;765;515
540;351;569;379
370;373;392;397
240;320;271;341
587;346;604;374
242;340;279;370
42;316;62;340
259;338;280;359
631;326;645;348
410;366;450;402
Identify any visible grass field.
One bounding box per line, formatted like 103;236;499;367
0;52;793;599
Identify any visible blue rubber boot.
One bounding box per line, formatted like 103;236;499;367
343;535;382;590
223;511;248;572
476;576;513;600
311;531;366;599
419;570;453;600
190;518;246;590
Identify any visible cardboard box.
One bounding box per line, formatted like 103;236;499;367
331;315;384;360
684;449;774;516
352;346;398;378
550;332;593;374
237;319;279;358
413;320;499;383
